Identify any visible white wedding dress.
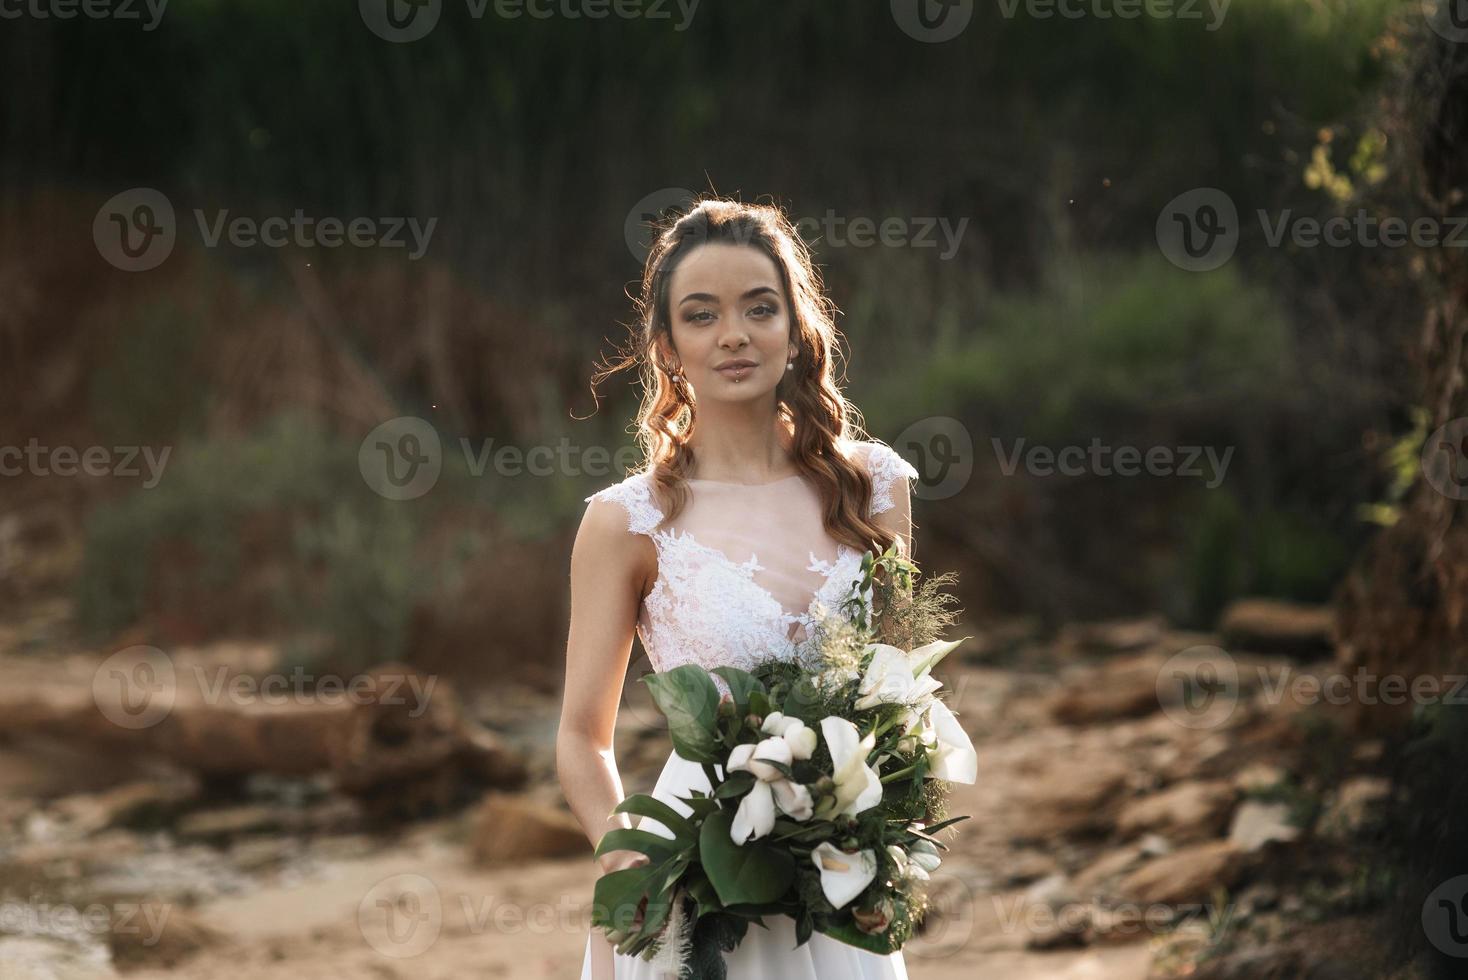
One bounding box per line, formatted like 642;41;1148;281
577;440;918;980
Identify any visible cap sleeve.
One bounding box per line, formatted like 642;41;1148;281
857;441;918;517
584;473;665;535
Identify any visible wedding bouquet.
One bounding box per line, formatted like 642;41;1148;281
591;545;976;979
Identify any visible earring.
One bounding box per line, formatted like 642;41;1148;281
786;361;794;372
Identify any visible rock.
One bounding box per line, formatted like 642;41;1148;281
1228;799;1300;851
176;804;295;842
1073;845;1147;895
48;777;200;836
1022;873;1090;950
1137;833;1173;857
998;848;1060;887
1232;763;1286;794
1117;840;1245;905
1057;616;1166;654
1218;599;1334;656
1051;653;1169;725
106;903;225;972
1116;780;1236;843
1011;756;1129;840
469;793;588;866
1315;776;1392;841
0;936;115;980
1188;944;1358;980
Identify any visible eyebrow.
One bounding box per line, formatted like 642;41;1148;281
678;286;781;305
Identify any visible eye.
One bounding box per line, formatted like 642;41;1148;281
749;303;778;318
684;309;716;323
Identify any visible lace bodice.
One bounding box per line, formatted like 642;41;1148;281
584;440;919;698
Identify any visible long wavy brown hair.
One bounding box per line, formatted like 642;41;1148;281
591;196;900;556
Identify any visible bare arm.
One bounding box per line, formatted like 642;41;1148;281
556;495;656;864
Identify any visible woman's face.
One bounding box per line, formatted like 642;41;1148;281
664;242;794;404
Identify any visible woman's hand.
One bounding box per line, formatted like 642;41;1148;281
596;845;651;877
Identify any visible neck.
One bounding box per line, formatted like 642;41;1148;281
688;400;793;481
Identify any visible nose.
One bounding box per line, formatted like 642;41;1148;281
718;324;750;349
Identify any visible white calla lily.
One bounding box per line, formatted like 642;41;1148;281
909;838;942;874
729;779;776;843
854;643;945;711
921;699;978;784
815;716;882;820
811;841;877;909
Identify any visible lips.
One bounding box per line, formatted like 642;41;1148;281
714;359;758;380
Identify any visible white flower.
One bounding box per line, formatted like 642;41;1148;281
813;717;882;820
853;638;965;712
811;841;876;909
853;644;940;710
918;699;978;784
909;838;942;876
759;712;817;760
727;736;814;844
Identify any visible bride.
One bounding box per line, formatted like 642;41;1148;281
560;198;918;979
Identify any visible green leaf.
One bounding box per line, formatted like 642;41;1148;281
698;808;796;906
713;770;756;799
677;794;722;818
711;667;764;716
593;827;687;863
611;793;697;841
644;665;723;763
591;863;661;932
824;918;900;955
